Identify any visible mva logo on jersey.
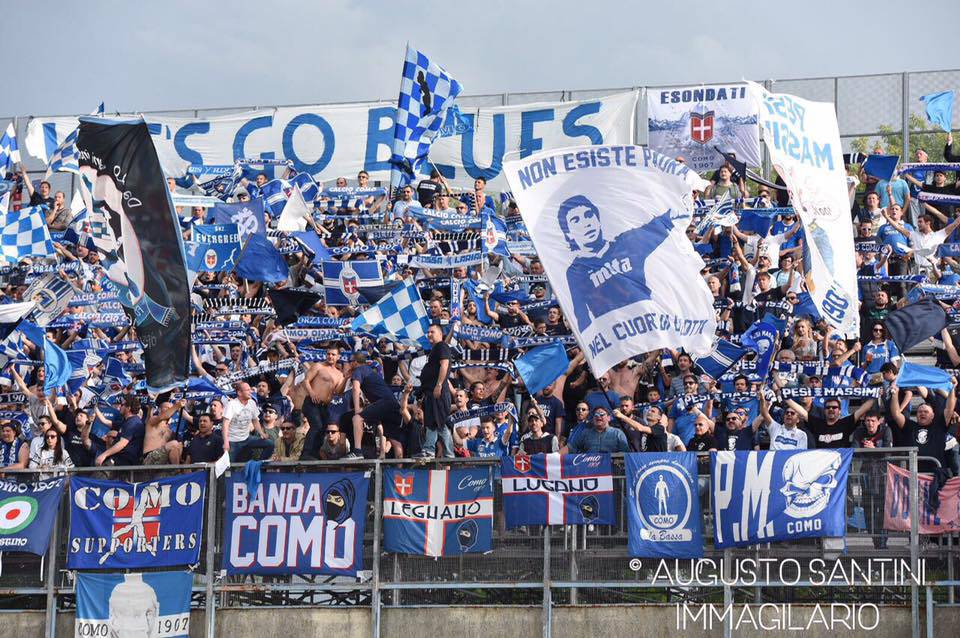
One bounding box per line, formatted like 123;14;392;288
383;468;493;557
76;571;192;638
626;453;703;558
0;477;65;556
711;449;852;549
68;472;205;569
500;453;614;528
223;472;369;576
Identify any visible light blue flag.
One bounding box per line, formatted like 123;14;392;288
896;360;954;393
921;91;955;133
19;321;72;392
514;341;569;395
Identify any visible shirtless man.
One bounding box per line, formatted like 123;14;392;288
300;345;348;459
142;399;185;466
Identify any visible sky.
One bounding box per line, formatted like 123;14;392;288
5;0;959;118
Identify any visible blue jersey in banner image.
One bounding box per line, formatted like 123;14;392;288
626;453;703;558
223;471;369;576
500;453;615;528
0;477;65;556
76;571;192;638
711;449;852;548
68;472;206;569
383;468;493;557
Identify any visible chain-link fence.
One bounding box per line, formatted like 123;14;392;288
1;448;957;636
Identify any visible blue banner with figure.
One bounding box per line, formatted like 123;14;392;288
711;449;852;549
67;472;206;569
626;453;703;558
223;471;369;576
383;468;493;557
75;571;192;638
0;477;65;556
501;453;615;528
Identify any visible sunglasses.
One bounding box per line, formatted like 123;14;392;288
576;407;589;412
527;416;540;422
45;434;58;439
326;430;339;435
593;412;608;417
280;427;295;431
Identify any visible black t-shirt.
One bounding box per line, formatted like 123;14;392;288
417;179;443;206
186;432;224;463
903;396;949;466
29;192;54;208
535;395;565;434
806;414;856;449
688;433;719;473
715;425;754;451
498;313;526;329
420;342;451;391
645;424;668;452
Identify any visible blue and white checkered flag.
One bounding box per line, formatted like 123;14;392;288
389;44;463;188
45;128;80;177
350;278;430;348
0;123;20;177
0;204;55;263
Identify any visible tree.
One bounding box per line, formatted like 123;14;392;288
849;114;951;160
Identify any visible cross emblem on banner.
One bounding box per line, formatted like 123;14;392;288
514;455;531;473
394;474;414;497
690;110;715;144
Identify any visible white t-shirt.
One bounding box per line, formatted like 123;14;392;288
224;398;260;443
910;228;947;269
768;421;808;450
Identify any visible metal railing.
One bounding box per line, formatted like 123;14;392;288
1;448;958;636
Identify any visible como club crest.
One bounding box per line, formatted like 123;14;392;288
690;106;715;144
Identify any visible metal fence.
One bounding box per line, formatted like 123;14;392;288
2;448;958;637
3;69;958;206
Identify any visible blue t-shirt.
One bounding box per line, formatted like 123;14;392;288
864;340;900;374
351;364;395;404
876;179;910;208
535;395;566;434
113;415;145;465
668;398;706;445
495;421;520;451
467;436;509;460
877;222;913;256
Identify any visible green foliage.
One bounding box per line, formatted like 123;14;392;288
849;114;951;159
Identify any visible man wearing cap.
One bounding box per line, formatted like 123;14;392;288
272;419;305;462
563;407;629;454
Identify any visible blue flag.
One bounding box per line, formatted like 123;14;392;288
236;233;289;283
209;198;266;244
383;468;492;557
793;292;821;320
863;154;900;181
741;320;777;381
626;453;703;558
501;453;615;528
921;91;955;133
19;321;72;392
350;279;431;348
0;477;65;556
737;208;778;237
480;211;510;258
513;341;569;395
694;339;747;380
896;361;954;393
321;259;384;305
188;224;241;272
712;449;852;549
76;571;193;638
67;472;206;569
290;230;331;263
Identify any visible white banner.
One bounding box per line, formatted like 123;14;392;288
24;92;638;192
503;145;717;377
745;81;859;334
646;83;761;172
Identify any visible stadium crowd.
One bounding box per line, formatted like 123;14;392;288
1;134;960;501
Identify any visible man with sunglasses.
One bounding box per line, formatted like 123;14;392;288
757;390;808;450
563;407;629;454
786;395;875;449
272;419;305;462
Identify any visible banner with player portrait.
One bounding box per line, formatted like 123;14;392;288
75;571;192;638
647;83;761;172
503;145;717;377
